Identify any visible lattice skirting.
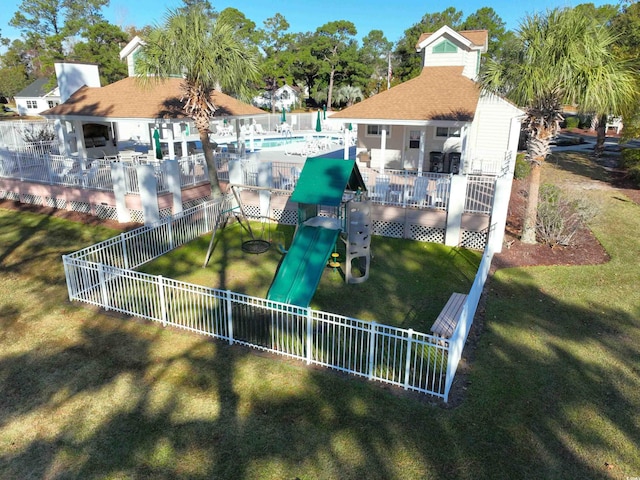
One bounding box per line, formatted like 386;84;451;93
129;210;145;223
408;224;446;243
0;190;20;201
46;197;67;209
460;229;488;250
69;201;91;214
182;196;210;211
20;193;43;205
272;208;297;225
95;204;118;221
159;207;173;219
372;220;405;238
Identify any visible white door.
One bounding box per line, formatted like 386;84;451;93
404;130;421;169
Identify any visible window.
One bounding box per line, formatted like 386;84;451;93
435;127;460;138
366;124;391;136
48;101;59;108
26;100;38;109
433;39;458;54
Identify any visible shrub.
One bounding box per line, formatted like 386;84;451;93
536;184;598;246
621;149;640;187
20;124;56;143
564;116;580;129
514;152;530;179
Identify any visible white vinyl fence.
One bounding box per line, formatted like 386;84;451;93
63;194;494;401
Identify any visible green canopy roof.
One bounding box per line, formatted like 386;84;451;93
290;156;367;207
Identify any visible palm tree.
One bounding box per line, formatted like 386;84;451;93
481;8;637;244
333;85;364;107
135;5;259;197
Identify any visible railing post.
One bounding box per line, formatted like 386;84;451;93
368;321;377;380
158;275;167;327
404;329;414;390
98;263;110;311
120;233;129;270
167;218;175;251
226;290;234;345
306;308;313;365
62;255;74;300
204;201;211;233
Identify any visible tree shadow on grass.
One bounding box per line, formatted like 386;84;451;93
1;263;639;479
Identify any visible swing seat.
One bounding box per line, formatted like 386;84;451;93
242;238;271;254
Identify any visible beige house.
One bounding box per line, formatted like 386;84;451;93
41;68;264;160
331;26;523;176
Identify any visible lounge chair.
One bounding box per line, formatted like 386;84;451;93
429;178;448;206
254;124;266;135
369;175;390;203
407;176;430;206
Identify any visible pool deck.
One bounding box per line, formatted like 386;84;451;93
213;129;353;164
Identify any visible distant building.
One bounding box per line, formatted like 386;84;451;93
252;84;303;111
14;78;61;116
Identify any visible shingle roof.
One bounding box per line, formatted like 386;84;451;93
15;78;56;98
330;66;480;123
416;29;488;49
41;76;264;120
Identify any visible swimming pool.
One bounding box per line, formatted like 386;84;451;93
221;135;341;151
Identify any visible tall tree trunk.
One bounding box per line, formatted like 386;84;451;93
594;113;607;157
521;162;541;244
327;69;335;111
199;128;222;197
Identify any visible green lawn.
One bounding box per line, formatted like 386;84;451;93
0;151;639;479
139;221;480;331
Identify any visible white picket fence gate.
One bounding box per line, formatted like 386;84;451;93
63;195;494;401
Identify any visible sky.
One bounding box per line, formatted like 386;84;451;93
1;0;615;46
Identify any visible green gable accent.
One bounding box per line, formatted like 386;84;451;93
290;156;366;207
433;39;458;54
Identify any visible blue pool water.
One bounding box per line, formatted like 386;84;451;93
191;135;341;152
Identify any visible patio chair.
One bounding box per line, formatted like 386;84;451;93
429;178;448;206
277;171;294;190
407;176;430;206
291;166;301;184
254;124;266;135
52;164;74;183
369;175;390;203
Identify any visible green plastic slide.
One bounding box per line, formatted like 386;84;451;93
266;225;339;307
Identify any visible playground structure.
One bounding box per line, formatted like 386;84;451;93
267;156;371;307
205;155;372;308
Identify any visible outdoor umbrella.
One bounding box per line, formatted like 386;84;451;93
153;129;162;160
323;104;327;119
316;110;322;132
281;108;286;123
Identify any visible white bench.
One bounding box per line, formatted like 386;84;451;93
431;293;468;338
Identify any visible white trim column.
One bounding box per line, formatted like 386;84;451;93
164;159;182;215
166;124;175;159
380;126;387;174
137;164;160;225
489;116;522;253
418;129;426;176
110;161;131;223
73;120;87;164
445;174;468;246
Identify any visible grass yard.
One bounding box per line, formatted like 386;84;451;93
139;220;481;331
0;150;639;479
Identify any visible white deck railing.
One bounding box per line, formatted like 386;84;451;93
1;144;498;215
0;147;210;194
63;196;494;401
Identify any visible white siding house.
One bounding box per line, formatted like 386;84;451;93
252;84;302;111
331;26;523;176
14;78;61;116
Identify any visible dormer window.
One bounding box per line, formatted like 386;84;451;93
432;39;458;54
